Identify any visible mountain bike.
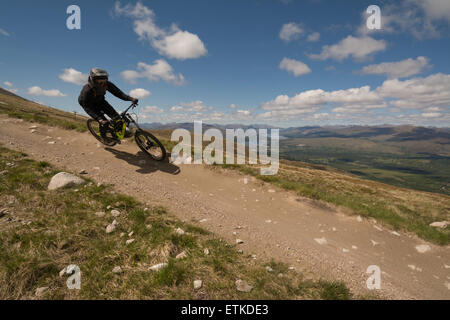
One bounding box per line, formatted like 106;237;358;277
87;103;166;161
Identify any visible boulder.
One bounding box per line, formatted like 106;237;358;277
48;172;85;190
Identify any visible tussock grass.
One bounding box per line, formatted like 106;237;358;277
0;145;356;300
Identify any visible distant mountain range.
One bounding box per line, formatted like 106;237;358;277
141;122;450;142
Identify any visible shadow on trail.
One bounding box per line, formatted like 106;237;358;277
104;147;180;175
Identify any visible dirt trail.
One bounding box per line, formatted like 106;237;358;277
1;115;449;299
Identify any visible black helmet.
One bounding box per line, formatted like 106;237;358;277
89;68;109;81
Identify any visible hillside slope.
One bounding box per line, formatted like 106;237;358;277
1;115;449;299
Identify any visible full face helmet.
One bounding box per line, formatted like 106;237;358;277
88;68;109;94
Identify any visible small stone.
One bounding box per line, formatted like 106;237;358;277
176;251;187;259
29;125;38;129
112;266;123;274
111;210;121;217
106;224;116;233
199;219;208;223
429;221;449;229
48;172;85;190
277;273;284;278
176;228;185;235
235;279;253;292
48;141;56;145
95;211;106;217
149;263;168;271
203;248;210;255
371;240;379;246
112;220;119;226
106;205;112;210
30;129;37;133
236;239;244;244
266;266;274;273
128;231;134;237
265;220;272;223
194;280;203;290
288;266;295;270
314;237;327;245
391;231;401;236
238;249;243;254
144;207;149;212
79;169;87;175
243;178;249;184
268;189;275;193
59;267;67;277
126;239;135;245
415;244;431;253
233;232;237;236
0;170;8;175
35;287;49;296
356;216;363;222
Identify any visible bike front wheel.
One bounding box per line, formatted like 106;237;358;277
134;130;166;161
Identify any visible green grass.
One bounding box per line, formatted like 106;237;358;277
0;145;357;300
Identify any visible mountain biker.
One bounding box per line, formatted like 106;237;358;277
78;68;138;136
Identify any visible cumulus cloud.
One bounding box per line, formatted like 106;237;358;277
358;0;450;39
279;58;311;77
307;32;320;42
142;105;163;114
260;73;450;123
122;60;185;85
129;88;151;99
360;56;430;79
279;22;304;42
27;86;66;97
171;100;213;113
59;68;88;85
309;36;386;61
113;1;207;60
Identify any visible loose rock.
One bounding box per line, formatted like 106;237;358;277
235;280;253;292
111;210;121;217
149;263;168;271
112;266;123;274
194;280;203;290
176;251;188;260
429;221;449;229
48;172;85;190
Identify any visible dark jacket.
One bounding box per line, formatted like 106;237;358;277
78;81;132;120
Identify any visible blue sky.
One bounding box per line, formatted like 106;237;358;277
0;0;449;127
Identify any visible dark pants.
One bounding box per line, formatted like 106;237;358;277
91;100;120;121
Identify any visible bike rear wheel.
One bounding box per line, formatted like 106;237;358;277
87;119;118;147
134;130;166;161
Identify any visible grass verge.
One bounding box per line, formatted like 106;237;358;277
0;145;356;300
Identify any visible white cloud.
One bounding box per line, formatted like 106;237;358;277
309;36;386;61
0;28;9;37
59;68;88;85
307;32;320;42
3;81;13;87
416;0;450;23
142;105;163;114
376;73;450;110
234;109;252;117
114;1;207;60
358;1;450;39
169;100;213;113
27;86;66;97
360;56;430;79
279;22;304;42
279;58;311;77
122;60;185;85
129;88;151;99
421;112;441;118
259;73;450;124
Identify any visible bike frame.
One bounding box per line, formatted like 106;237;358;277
109;103;141;141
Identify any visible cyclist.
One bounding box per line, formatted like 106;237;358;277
78;68;138;137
